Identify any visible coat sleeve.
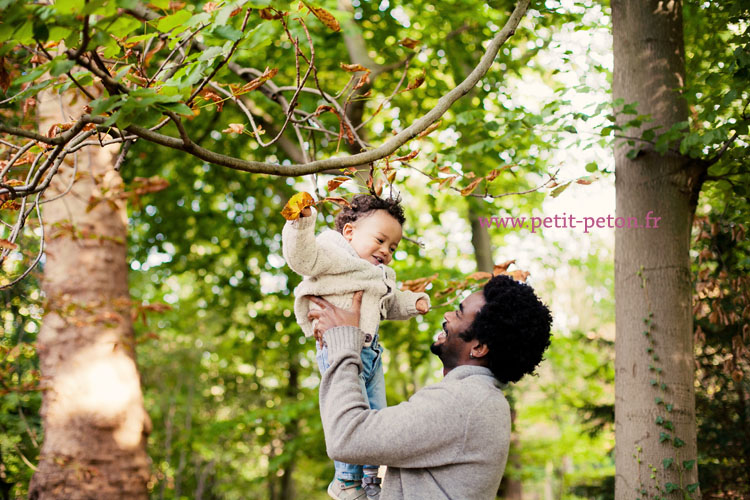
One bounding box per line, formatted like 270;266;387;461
319;326;470;469
382;289;430;320
281;207;336;277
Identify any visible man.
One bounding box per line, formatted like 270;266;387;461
308;274;553;500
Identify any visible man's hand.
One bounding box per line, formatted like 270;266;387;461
308;291;364;339
416;297;430;314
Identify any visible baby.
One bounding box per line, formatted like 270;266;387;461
282;194;429;500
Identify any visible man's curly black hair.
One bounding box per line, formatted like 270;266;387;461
461;274;553;384
334;194;406;233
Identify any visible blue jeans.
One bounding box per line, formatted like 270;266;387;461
316;334;386;481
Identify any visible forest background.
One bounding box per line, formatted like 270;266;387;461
0;0;748;499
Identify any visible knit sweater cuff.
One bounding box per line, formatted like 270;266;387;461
324;326;365;354
289;207;317;229
406;292;430;316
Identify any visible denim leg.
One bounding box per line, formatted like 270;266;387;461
316;343;365;481
359;336;387;470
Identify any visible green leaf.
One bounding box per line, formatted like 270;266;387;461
686;483;699;493
584;162;598;173
564;125;577;133
659;432;671;443
666;403;673;412
156;10;192;33
159;101;194;116
90;95;125;115
550;182;570;198
32;22;50;42
665;483;679;493
682;459;695;470
663;457;673;469
673;437;685;448
50;59;75;77
212;25;244;42
655;415;664;425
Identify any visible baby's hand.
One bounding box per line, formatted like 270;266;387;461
416;298;430;314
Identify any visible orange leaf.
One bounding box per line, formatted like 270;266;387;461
460;177;483;196
327;176;350;191
222;123;245;134
281;191;316;221
3;179;24;187
399;37;420;49
438;166;453;174
492;260;516;275
0;238;18;250
576;177;596;185
203;2;220;12
305;2;340;31
417;120;441;139
506;270;530;282
466;271;492;281
387;170;397;183
374;177;384;196
340;63;370;73
353;72;370;91
392;150;419;163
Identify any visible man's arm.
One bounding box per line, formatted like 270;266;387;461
320;326;470;467
308;294;466;468
281;206;335;277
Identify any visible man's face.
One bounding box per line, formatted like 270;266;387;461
343;210;403;267
430;291;487;373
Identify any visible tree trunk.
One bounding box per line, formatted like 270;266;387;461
612;2;702;498
28;89;151;499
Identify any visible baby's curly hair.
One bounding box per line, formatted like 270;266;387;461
461;274;552;384
334;194;406;233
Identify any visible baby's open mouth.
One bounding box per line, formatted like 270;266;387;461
373;256;384;264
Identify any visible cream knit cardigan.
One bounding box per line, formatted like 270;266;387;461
282;208;429;339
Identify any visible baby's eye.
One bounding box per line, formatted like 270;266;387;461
377;238;384;243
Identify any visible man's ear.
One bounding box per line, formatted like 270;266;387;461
342;222;355;242
471;342;489;359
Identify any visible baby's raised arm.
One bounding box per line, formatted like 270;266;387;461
282;206;337;277
383;288;430;321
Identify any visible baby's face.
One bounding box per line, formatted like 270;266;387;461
343;210;403;266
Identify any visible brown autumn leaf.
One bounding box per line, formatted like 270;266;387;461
258;8;286;20
460;177;483;196
3;179;24;187
492;259;516;275
0;238;18;250
232;67;278;95
417;120;442;139
22;97;36;115
438;176;457;189
466;271;493;281
392;150;419;163
222;123;245;134
340;63;370;73
438;166;453;174
406;71;425;91
485;169;501;182
387;170;397;183
321;196;351;208
374;177;384;196
0;57;11;93
353;72;370;91
305;3;341;31
401;273;438;293
576;177;596;185
198;89;224;111
129;176;170;196
0;200;21;211
399;37;420;49
281;191;316;221
505;270;530;282
327;176;350;191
